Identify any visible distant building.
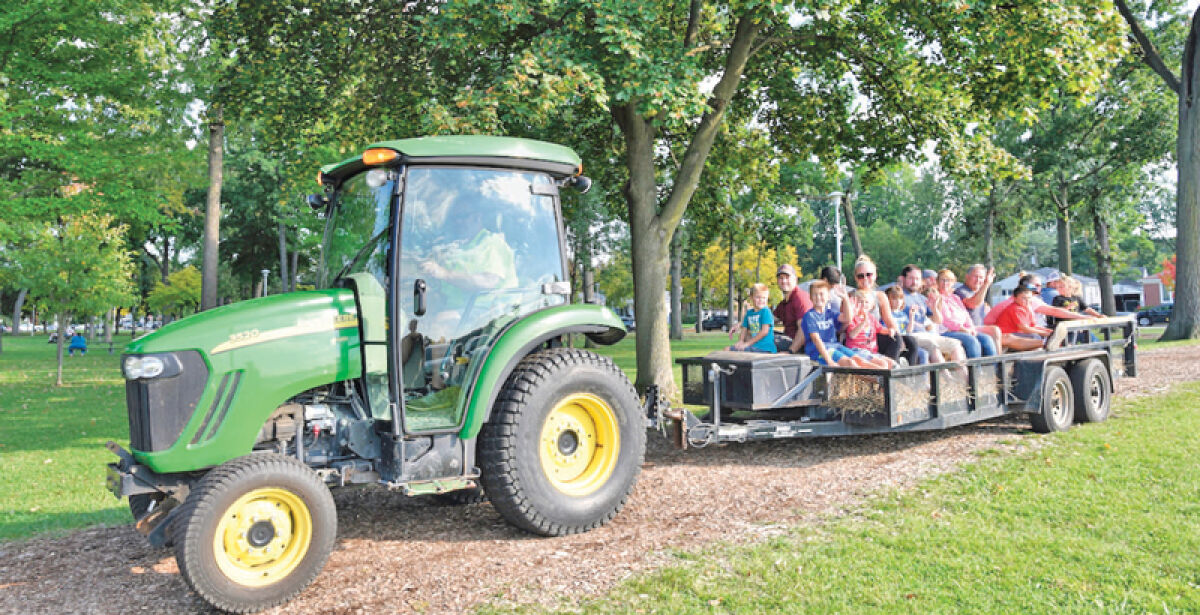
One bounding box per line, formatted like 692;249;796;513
1140;272;1173;308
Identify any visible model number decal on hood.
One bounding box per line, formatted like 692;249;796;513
211;315;359;354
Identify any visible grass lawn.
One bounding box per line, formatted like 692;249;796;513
0;334;135;540
586;329;733;387
536;381;1200;614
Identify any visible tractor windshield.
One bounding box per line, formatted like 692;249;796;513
318;168;394;290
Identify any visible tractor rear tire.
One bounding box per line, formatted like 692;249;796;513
1030;365;1074;433
170;453;336;614
1071;359;1112;423
479;348;644;536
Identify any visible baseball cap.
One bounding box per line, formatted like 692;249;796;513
922;269;937;279
1045;271;1061;282
776;264;796;277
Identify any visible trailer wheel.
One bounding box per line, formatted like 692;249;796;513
1030;366;1074;433
1070;359;1111;423
479;348;644;536
170;453;336;614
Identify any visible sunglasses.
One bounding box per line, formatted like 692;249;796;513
855;272;875;279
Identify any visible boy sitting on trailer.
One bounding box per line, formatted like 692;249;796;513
802;281;890;368
884;286;930;364
728;283;776;353
993;285;1052;352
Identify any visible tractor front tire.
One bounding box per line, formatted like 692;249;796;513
479;348;645;536
1030;365;1074;433
170;453;336;614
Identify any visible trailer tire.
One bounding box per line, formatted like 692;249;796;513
479;348;644;536
1070;359;1111;423
1030;366;1074;433
170;453;336;614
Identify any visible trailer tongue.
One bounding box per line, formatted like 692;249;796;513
663;316;1136;449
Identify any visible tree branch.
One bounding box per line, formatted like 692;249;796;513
1115;0;1181;94
659;12;762;229
684;0;702;48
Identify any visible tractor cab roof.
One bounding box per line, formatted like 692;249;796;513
319;135;582;185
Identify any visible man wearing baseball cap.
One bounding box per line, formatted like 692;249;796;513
774;263;813;353
1041;270;1062;305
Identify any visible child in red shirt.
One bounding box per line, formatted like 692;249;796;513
995;285;1052;352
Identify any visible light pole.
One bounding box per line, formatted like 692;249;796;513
827;191;845;272
261;269;270;297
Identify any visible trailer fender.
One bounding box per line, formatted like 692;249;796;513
458;304;627;440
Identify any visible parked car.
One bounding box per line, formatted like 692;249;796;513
701;314;730;331
1136;302;1173;326
620;314;636;331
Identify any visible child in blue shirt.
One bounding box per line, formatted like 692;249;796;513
730;283;776;353
802;281;890;368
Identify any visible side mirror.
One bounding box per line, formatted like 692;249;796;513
567;175;592;194
306;193;328;211
414;279;427;316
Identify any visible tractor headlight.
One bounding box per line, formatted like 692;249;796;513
123;354;182;380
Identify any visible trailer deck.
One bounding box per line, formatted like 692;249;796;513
662;317;1136;448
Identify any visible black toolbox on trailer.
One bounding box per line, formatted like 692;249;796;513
678;351;816;410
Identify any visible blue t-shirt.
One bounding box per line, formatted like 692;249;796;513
903;290;928;315
801;307;840;361
741;307;776;353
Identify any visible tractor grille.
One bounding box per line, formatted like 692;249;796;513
125;351;208;452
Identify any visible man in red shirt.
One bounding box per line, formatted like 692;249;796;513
774;263;813;353
994;285;1052;352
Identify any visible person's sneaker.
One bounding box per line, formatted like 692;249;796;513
898;357;909;367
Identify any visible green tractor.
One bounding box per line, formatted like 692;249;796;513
106;136;645;612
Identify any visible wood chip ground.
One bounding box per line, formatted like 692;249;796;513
1;346;1197;614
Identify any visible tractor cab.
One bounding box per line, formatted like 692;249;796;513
314;136;588;434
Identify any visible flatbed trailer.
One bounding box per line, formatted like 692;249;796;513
660;317;1137;448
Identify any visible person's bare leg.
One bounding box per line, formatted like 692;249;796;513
1002;334;1043;352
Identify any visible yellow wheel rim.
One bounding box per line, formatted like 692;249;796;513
539;392;620;497
213;487;312;587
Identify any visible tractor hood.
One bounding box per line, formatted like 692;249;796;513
123;290;363;473
126;290;362;361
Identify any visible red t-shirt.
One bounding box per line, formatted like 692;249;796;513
773;286;813;340
995;302;1036;335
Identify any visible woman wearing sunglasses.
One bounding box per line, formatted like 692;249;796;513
839;255;917;366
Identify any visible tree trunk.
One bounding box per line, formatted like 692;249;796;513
726;231;736;333
582;243;597;348
290;250;299;292
55;311;65;386
104;307;115;344
670;230;683;340
29;307;36;336
614;14;760;396
201;106;224;311
1056;202;1072;275
277;221;290;295
694;256;703;335
841;192;864;260
1092;208;1116;316
159;235;170;284
1164;15;1200;340
12;288;26;340
984;195;996;269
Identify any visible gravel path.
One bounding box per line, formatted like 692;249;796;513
1;346;1197;614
